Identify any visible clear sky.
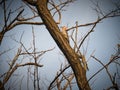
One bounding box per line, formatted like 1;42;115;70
0;0;120;90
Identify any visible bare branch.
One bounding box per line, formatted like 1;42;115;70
2;46;22;85
77;24;95;52
49;1;61;24
48;65;70;90
67;7;120;31
63;73;74;90
17;63;43;67
84;54;120;89
0;48;12;57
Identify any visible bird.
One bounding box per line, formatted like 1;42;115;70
61;26;69;43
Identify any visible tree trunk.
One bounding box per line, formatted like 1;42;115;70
27;0;91;90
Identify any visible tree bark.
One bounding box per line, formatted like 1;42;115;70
25;0;91;89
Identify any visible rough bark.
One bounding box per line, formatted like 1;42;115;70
25;0;91;90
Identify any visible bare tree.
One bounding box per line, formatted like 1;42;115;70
0;29;54;90
0;0;120;90
22;0;120;90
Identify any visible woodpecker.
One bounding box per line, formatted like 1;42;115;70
61;26;69;43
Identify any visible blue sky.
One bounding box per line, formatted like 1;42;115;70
0;0;120;90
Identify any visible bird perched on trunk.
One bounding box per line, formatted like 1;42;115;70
61;26;69;43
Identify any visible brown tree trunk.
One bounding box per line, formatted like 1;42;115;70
25;0;91;90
